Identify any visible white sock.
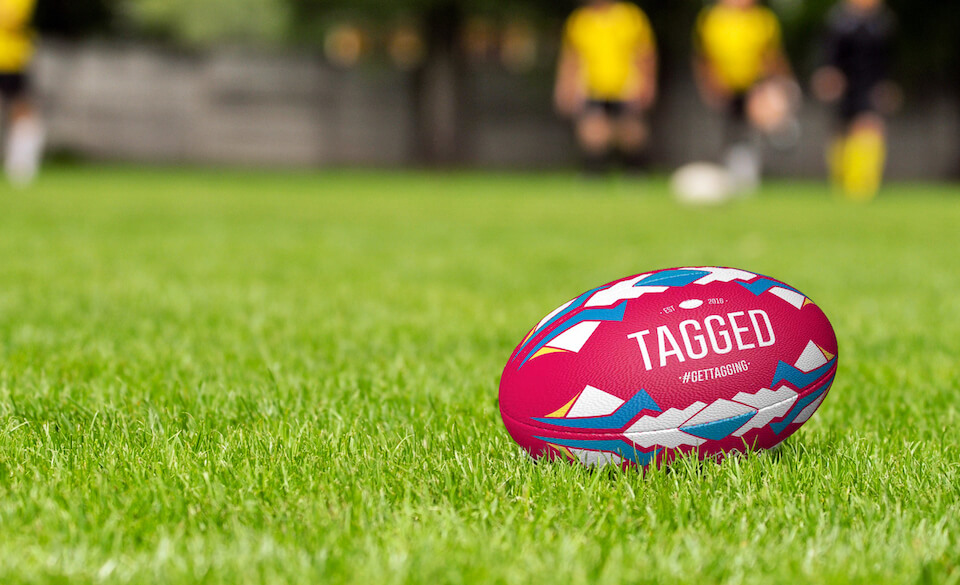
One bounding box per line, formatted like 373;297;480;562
5;115;45;187
724;143;761;195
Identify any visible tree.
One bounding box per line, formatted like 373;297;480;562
34;0;117;38
123;0;290;45
286;0;579;165
39;0;960;88
37;0;960;167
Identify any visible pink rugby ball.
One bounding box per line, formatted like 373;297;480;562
499;267;838;468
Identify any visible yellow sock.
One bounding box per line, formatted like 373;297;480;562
827;136;846;191
839;128;886;201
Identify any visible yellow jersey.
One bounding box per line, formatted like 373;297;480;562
696;4;782;93
0;0;37;73
563;2;656;101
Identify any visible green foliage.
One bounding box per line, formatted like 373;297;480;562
0;167;959;583
886;0;960;83
123;0;290;45
33;0;118;38
35;0;960;84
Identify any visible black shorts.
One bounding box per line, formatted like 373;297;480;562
0;73;29;101
728;92;749;123
839;87;878;125
584;100;628;118
724;92;752;144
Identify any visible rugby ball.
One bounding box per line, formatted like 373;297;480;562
671;163;733;206
499;267;838;468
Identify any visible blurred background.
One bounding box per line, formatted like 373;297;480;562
24;0;960;178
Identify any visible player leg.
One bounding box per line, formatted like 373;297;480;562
827;94;854;193
1;74;45;187
831;87;885;201
837;112;886;201
723;94;761;194
575;102;616;174
827;132;845;188
615;111;650;171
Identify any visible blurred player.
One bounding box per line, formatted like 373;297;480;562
554;0;658;174
812;0;898;201
694;0;795;192
0;0;43;187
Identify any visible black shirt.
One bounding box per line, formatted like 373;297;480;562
823;4;897;93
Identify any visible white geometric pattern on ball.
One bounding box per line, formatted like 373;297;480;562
624;428;706;449
688;267;758;285
585;274;669;308
567;448;623;468
680;399;758;428
793;393;828;425
770;286;806;310
794;340;829;373
733;386;798;410
731;387;799;437
566;386;625;418
534;299;574;333
624;402;708;434
546;321;601;353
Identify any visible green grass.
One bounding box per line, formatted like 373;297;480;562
0;167;958;584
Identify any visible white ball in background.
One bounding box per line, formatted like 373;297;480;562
670;163;734;206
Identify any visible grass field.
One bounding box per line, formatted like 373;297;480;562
0;167;958;584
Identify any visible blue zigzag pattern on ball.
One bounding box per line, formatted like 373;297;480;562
532;389;661;431
515;285;605;356
681;410;758;441
770;373;835;435
635;269;711;288
737;278;802;297
518;301;628;367
771;358;837;389
535;436;661;467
